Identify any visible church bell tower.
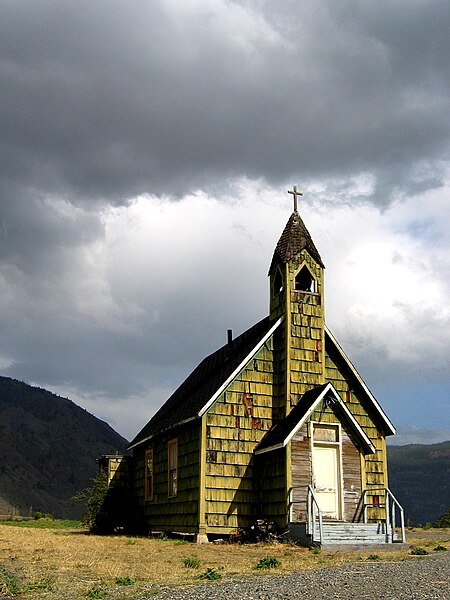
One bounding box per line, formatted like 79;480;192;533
269;187;326;417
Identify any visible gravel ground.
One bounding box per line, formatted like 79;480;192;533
138;552;449;600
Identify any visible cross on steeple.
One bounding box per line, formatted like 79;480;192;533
288;186;303;212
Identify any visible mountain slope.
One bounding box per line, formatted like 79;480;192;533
387;441;450;525
0;376;128;518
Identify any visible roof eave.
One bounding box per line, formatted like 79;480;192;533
198;316;284;417
325;325;396;436
128;316;284;451
255;382;376;455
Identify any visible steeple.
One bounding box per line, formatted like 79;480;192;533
269;210;324;276
269;190;326;417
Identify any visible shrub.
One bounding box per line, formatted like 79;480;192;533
195;568;222;581
367;554;380;561
410;547;428;555
183;556;200;569
433;545;447;552
73;471;109;531
255;556;281;569
87;585;107;599
115;576;134;586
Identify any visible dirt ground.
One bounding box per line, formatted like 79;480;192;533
0;524;448;598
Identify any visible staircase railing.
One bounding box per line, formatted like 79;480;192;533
307;485;323;544
288;485;324;544
362;488;406;543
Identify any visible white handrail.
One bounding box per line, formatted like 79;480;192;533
307;485;323;544
385;488;406;543
362;487;406;543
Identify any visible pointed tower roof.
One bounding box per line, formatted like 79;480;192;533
269;210;324;274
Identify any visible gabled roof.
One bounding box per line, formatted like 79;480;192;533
255;382;376;455
325;326;396;436
128;316;283;450
269;210;324;274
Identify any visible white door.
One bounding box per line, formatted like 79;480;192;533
313;445;340;519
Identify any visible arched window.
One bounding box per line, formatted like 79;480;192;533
295;265;315;292
273;268;283;294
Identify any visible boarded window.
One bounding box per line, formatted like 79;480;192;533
168;439;178;497
145;448;154;502
313;424;339;443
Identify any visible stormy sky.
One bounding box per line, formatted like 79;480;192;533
0;0;449;444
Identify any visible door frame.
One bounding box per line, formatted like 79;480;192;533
310;421;344;520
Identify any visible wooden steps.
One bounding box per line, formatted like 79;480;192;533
314;521;389;544
288;520;406;547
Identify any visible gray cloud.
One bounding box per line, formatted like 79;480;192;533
1;0;448;206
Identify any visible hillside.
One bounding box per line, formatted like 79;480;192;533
0;376;128;519
387;441;450;525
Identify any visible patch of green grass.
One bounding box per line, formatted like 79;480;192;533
0;518;82;529
87;585;107;599
367;554;381;561
24;576;55;592
194;567;222;581
311;546;321;555
410;547;428;555
255;556;281;569
115;576;135;586
183;556;200;568
433;545;447;552
0;566;21;595
126;537;136;545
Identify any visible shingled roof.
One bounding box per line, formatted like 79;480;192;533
269;210;324;274
128;316;281;449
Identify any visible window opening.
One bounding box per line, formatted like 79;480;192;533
168;439;178;497
273;268;283;294
145;448;154;501
295;265;315;292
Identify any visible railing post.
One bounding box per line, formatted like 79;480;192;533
400;507;406;543
362;489;368;524
318;506;323;544
307;487;312;536
385;489;391;542
391;497;396;541
289;487;293;523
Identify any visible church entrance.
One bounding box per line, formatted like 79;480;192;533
312;424;342;520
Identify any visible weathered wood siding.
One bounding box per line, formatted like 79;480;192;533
131;422;200;533
204;340;275;532
291;424;311;521
257;448;287;527
325;348;388;521
341;426;363;521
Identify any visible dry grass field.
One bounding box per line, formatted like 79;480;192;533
0;523;448;599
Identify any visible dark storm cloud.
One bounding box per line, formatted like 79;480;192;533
0;0;448;206
0;1;449;439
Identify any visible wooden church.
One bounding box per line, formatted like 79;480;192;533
103;190;405;546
